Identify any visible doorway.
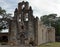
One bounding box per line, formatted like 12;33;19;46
0;36;8;45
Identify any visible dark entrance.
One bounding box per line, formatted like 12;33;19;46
20;33;25;44
1;36;8;42
0;36;8;45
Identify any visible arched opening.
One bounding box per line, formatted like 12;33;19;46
25;18;28;21
0;35;8;45
1;36;8;42
21;26;24;29
20;33;25;44
22;5;25;9
0;20;9;45
25;13;28;21
19;19;21;22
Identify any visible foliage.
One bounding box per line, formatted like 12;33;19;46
0;7;12;31
0;7;6;15
41;14;60;36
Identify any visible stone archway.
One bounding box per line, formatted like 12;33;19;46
1;36;8;42
0;33;9;45
20;33;25;44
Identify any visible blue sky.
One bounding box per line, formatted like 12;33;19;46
0;0;60;18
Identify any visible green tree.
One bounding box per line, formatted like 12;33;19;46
0;7;6;15
41;14;57;26
40;14;60;36
0;7;12;31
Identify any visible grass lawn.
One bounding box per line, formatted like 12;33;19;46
39;42;60;47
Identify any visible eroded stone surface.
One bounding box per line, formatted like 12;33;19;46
0;1;55;46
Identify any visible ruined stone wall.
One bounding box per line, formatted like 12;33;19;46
36;20;55;45
9;20;18;45
37;21;47;45
47;27;55;42
8;1;55;46
9;1;35;45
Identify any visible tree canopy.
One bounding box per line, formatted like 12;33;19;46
0;7;6;15
0;7;12;31
41;14;60;36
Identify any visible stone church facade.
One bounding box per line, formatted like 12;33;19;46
7;1;55;46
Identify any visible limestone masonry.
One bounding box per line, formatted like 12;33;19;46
0;1;55;46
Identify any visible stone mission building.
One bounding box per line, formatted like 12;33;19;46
4;1;55;46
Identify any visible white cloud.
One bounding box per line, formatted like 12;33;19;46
27;0;59;17
0;0;12;12
20;0;60;17
0;0;17;16
0;0;60;17
0;0;9;9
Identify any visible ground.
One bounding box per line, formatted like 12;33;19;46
0;42;60;47
39;42;60;47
